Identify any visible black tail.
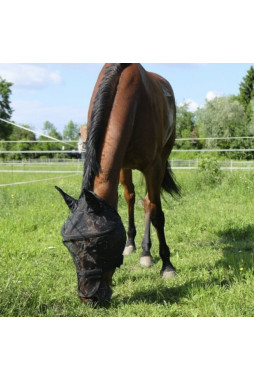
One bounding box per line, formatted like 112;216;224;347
81;63;131;194
161;161;181;197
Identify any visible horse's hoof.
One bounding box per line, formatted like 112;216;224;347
161;270;176;279
123;245;136;255
140;255;153;267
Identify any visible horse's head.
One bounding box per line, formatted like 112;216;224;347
56;186;126;305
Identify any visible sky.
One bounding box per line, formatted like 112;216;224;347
1;63;253;136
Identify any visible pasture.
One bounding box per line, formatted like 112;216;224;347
0;162;254;316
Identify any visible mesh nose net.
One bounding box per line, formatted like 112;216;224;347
60;191;126;299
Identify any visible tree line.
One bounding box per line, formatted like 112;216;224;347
0;76;82;159
175;66;254;159
1;65;254;160
0;118;81;160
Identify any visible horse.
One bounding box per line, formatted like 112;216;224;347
56;63;180;305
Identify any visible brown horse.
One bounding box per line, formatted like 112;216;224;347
56;63;179;304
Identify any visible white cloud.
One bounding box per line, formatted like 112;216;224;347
48;71;62;84
205;90;221;101
0;64;63;89
179;99;200;112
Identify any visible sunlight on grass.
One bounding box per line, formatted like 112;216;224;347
0;168;254;316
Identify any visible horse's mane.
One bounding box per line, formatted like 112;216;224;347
81;63;130;194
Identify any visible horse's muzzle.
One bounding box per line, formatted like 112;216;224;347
78;282;113;305
76;268;113;305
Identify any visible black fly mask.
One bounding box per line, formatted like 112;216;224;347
56;186;126;304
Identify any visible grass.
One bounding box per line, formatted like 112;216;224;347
0;164;254;316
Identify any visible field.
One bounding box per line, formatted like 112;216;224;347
0;161;254;316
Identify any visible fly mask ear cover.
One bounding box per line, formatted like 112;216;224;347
60;190;126;299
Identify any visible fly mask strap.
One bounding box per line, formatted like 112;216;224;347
77;268;102;280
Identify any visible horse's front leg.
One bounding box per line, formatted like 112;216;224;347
150;200;176;278
120;169;136;255
140;194;154;267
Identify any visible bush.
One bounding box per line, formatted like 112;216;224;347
198;157;222;184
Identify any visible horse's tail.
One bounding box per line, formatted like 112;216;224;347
81;63;131;193
161;161;181;197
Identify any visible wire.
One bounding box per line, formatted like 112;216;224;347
0;140;78;143
0;173;80;187
175;136;254;141
0;150;79;153
0;118;76;148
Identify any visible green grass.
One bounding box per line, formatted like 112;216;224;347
1;165;254;316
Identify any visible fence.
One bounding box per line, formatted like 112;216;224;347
0;159;83;187
171;159;254;170
1;158;254;188
1;158;254;172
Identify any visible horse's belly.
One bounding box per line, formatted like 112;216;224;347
122;148;154;171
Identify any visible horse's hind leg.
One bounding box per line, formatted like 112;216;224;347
151;200;176;278
144;163;176;278
120;169;136;255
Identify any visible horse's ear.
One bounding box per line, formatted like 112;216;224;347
55;186;78;212
82;189;101;214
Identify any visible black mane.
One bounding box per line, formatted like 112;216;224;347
81;63;130;194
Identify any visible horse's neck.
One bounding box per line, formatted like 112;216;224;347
93;170;119;210
91;66;140;209
93;130;124;210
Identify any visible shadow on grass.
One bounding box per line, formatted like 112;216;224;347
118;283;188;305
112;274;227;308
112;267;225;307
216;224;254;273
111;224;254;307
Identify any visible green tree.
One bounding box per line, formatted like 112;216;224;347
247;99;254;136
63;120;79;141
9;125;36;141
38;121;63;158
41;120;62;140
176;103;195;136
0;76;13;140
195;96;251;158
196;96;246;145
175;103;200;149
238;66;254;122
7;125;36;160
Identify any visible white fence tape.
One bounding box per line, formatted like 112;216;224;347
0;173;80;187
0;170;82;173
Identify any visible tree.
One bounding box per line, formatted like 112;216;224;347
247;99;254;136
238;66;254;122
0;76;13;140
41;120;62;140
38;121;63;158
9;125;36;141
195;96;247;150
175;103;200;149
176;103;195;137
7;125;36;159
63;120;79;140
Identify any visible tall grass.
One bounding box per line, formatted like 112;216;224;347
0;166;254;316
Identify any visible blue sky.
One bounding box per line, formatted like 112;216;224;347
0;63;253;135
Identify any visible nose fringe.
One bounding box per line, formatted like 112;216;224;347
78;279;113;306
77;268;102;299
